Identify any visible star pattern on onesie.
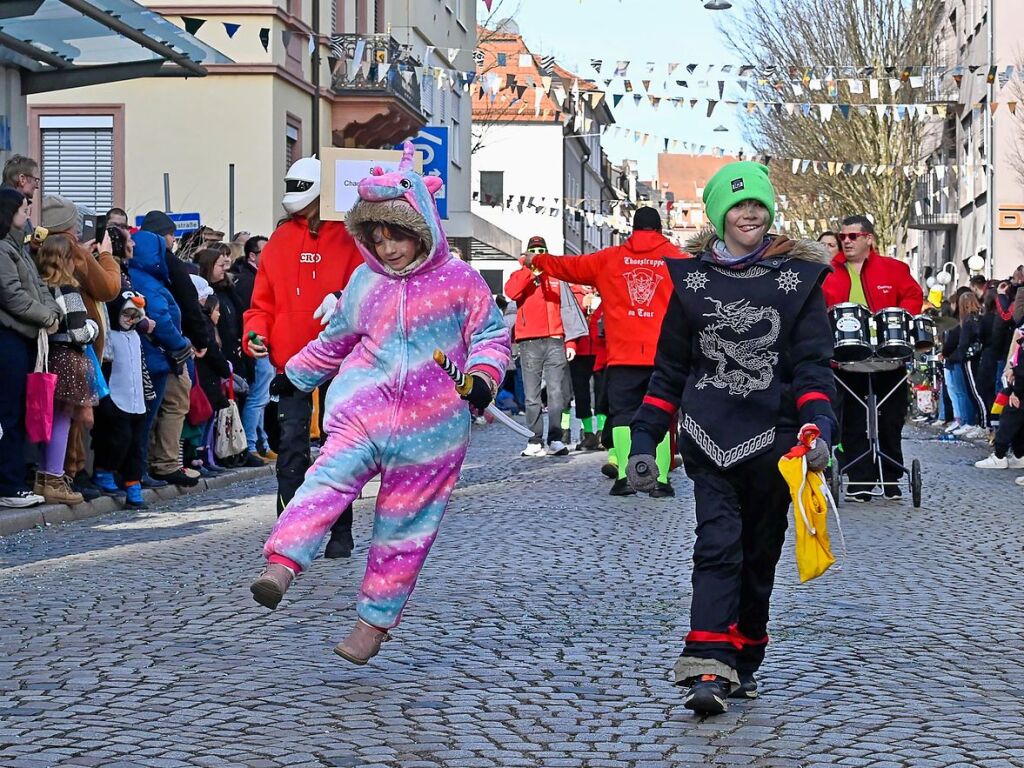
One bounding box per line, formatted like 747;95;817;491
776;269;801;293
684;271;710;292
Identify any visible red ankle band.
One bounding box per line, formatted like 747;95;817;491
268;554;302;574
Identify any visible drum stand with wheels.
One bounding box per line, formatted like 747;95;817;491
835;361;923;508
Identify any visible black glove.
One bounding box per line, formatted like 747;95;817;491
170;343;194;366
269;373;298;397
461;375;493;410
804;439;831;472
626;454;658;493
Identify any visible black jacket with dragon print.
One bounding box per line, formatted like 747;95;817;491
631;230;837;469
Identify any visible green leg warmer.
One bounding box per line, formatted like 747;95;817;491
655;433;671;484
596;414;607;432
582;416;594;433
612;426;631;480
561;410;571;430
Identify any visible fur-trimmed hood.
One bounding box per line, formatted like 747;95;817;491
684;227;830;265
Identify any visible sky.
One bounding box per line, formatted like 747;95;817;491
478;0;756;180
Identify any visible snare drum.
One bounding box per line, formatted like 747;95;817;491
911;314;937;351
873;308;913;360
829;303;872;362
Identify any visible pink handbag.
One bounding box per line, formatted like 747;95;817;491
25;330;57;443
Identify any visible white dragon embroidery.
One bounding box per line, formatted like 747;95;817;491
696;297;781;397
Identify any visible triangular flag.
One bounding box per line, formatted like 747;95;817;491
483;0;494;9
1009;102;1018;115
182;16;205;36
282;30;293;48
259;27;270;52
308;34;316;56
223;22;240;38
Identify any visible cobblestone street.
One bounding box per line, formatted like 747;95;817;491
2;424;1023;768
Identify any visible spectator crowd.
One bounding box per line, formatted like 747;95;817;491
0;154;273;509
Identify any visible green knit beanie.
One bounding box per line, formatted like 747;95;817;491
702;161;776;238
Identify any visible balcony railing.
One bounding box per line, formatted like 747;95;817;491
909;176;958;230
330;33;422;115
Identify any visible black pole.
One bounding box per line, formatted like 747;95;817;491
311;0;321;152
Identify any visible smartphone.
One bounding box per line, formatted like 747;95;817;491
80;209;96;242
94;214;107;246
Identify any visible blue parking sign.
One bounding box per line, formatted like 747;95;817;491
398;127;449;219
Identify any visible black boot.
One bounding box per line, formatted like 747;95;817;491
609;478;636;496
325;505;354;559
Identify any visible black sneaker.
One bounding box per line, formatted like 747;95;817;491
240;451;268;468
601;462;618;479
650;482;675;499
683;674;731;715
72;472;102;502
883;488;903;501
151;469;199;488
844;491;872;503
609;478;636;496
141;473;169;489
325;528;354;559
0;489;45;508
728;672;758;700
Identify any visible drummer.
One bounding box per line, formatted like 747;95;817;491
822;215;924;502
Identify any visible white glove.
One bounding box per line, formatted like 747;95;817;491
313;293;339;326
566;347;577;362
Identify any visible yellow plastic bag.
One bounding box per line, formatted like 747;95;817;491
777;429;843;583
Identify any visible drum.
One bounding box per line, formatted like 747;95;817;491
829;303;872;362
873;308;913;360
911;314;937;351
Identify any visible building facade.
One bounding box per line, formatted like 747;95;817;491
28;0;474;238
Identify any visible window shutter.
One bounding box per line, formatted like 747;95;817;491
40;116;114;211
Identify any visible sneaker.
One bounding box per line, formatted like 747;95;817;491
609;478;636;496
650;481;675;499
123;484;148;510
965;426;988;440
151;469;199;488
944;420;962;433
1007;454;1024;469
546;440;570;456
72;471;102;502
141;473;168;489
975;454;1009;469
1016;476;1024;487
473;415;487;426
883;488;903;501
683;674;730;715
953;423;974;436
0;489;45;508
521;442;545;458
844;491;873;503
92;470;124;496
728;672;758;700
601;462;618;479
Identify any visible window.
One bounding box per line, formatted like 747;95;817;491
40;115;114;212
451;89;462;165
286;115;302;172
480;171;503;206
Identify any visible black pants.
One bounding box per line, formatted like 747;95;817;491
93;397;146;483
964;358;989;429
276;387;352;538
836;368;907;489
568;354;596;424
606;365;654;428
680;435;792;675
994;406;1024;458
0;328;33;497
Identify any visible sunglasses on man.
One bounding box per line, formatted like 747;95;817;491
527;247;547;254
837;232;870;242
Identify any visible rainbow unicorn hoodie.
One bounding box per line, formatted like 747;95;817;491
262;142;511;630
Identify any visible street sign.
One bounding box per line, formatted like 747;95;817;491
399;126;449;219
134;212;202;238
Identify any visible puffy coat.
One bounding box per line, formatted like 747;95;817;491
822;250;923;314
128;232;190;377
243;217;363;372
0;229;59;339
531;230;685;367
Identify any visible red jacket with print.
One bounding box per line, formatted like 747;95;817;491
504;265;565;341
243;217;363;372
531;231;686;367
822;250;924;313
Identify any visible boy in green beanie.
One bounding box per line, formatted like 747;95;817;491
627;161;838;715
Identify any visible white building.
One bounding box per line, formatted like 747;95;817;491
468;21;615;294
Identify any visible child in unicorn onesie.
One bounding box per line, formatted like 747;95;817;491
250;143;510;665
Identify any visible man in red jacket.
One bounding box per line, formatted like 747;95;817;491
505;235;573;457
821;214;924;502
526;207;685;496
244;156;363;555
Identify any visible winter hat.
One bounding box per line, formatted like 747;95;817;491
632;207;662;231
139;210;176;237
41;195;79;234
106;289;147;330
702;161;776;238
190;274;214;303
526;235;548;252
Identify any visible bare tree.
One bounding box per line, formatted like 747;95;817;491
722;0;945;252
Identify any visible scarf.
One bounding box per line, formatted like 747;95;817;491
710;236;773;270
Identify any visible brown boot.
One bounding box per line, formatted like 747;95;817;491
333;619;391;665
36;473;84;506
250;563;295;609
